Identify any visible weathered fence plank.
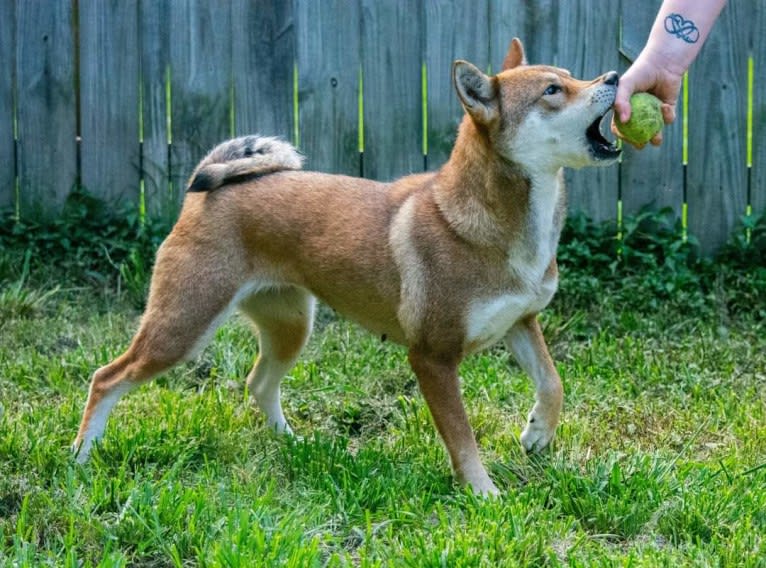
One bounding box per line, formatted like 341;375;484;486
2;0;762;253
514;0;559;68
0;0;15;212
752;2;765;217
169;1;232;193
139;0;172;220
295;0;359;175
232;0;294;143
556;0;621;223
79;0;141;209
15;0;77;217
424;0;489;171
488;0;528;72
686;4;750;253
360;0;423;181
619;0;684;218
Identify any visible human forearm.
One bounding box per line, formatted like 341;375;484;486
642;0;727;76
613;0;726;144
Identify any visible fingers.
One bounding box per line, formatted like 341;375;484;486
642;104;675;147
613;90;633;123
648;104;674;145
614;70;639;123
661;103;676;125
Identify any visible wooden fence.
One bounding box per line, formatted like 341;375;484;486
0;0;763;253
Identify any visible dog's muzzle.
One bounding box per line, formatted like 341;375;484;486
586;79;621;161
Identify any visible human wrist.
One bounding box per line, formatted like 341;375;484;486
637;42;688;80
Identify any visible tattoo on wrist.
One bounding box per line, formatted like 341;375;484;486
664;13;700;44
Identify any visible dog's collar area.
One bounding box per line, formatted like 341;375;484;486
586;114;621;160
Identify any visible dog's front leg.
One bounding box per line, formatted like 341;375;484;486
504;315;563;453
408;349;499;496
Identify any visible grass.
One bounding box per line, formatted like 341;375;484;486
1;212;765;566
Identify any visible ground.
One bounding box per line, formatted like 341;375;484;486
1;273;764;566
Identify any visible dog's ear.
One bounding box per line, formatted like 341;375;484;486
453;61;499;124
502;38;527;70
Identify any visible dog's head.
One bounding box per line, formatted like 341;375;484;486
453;38;620;174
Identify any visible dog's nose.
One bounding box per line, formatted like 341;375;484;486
603;71;619;86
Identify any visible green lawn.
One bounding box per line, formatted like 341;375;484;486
1;282;764;566
1;211;765;565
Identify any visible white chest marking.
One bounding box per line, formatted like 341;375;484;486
465;293;533;352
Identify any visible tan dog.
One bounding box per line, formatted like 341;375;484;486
73;39;620;495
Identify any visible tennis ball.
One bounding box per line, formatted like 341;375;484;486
615;93;664;145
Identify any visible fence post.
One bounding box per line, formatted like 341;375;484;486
424;0;489;171
0;0;14;214
295;0;360;176
140;0;172;221
556;0;621;224
686;3;750;254
360;0;423;181
752;1;765;219
16;0;77;218
169;0;232;200
232;0;295;143
79;0;141;211
619;0;684;220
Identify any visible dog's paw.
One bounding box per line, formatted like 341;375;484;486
267;419;294;437
466;475;500;497
520;418;555;453
459;464;500;497
71;439;91;464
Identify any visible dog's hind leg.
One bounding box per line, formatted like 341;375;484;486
238;287;315;434
73;237;248;462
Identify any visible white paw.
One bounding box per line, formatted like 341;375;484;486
267;419;294;436
71;439;92;464
470;477;500;497
520;417;555;453
459;464;500;497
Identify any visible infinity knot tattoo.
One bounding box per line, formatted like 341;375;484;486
664;13;700;44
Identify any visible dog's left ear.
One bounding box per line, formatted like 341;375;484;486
502;38;527;70
453;61;499;124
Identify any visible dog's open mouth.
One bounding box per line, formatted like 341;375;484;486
586;113;621;160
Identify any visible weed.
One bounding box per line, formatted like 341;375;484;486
117;248;151;309
0;186;172;290
0;250;59;326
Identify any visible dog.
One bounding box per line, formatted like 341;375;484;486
73;39;620;496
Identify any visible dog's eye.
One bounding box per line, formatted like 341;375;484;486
544;84;562;96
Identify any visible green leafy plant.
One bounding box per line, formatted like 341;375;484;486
714;213;766;319
118;248;152;309
0;185;172;292
0;250;59;326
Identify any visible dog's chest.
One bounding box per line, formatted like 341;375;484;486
464;177;561;354
464;272;556;354
464;293;530;353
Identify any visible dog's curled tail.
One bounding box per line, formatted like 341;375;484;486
187;135;304;192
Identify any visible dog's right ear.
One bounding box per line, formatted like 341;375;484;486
502;38;527;70
453;61;499;125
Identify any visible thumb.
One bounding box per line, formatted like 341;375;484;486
614;79;635;123
614;69;636;122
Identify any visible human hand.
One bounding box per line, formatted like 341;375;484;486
612;48;682;148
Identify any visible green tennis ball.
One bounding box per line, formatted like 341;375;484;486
615;93;664;145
